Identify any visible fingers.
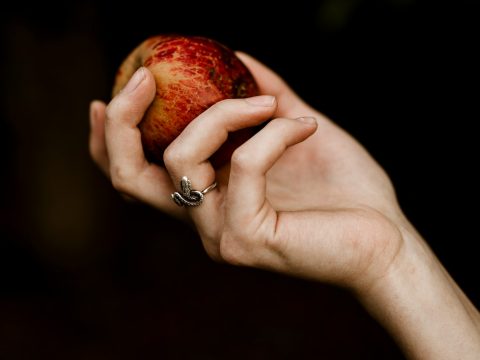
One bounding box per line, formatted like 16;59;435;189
226;117;318;228
219;116;317;267
163;95;277;187
105;67;156;181
236;52;313;117
163;95;277;258
89;100;109;175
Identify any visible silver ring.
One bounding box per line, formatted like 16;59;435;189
171;176;217;207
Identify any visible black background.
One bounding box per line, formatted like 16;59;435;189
1;0;478;359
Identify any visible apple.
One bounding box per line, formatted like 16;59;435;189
112;35;259;167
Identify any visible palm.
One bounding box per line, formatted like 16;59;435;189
265;110;396;217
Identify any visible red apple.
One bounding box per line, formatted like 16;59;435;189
112;35;259;167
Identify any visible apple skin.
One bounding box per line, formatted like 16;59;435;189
113;35;260;168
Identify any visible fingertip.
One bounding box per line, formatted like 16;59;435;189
143;66;155;81
235;52;260;74
244;95;276;107
235;51;258;66
106;68;156;127
294;117;318;141
295;116;318;126
118;67;156;104
91;99;106;107
144;68;157;99
235;51;251;60
89;100;106;129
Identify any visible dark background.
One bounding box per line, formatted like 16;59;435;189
1;0;478;359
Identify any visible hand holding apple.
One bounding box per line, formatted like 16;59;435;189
91;40;405;283
89;47;480;360
93;45;402;276
112;35;259;167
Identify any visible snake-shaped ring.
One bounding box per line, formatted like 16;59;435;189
171;176;217;207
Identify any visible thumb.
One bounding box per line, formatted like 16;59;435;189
236;52;311;117
104;67;155;183
106;67;156;128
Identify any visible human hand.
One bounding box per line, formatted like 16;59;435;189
90;53;480;359
89;53;405;292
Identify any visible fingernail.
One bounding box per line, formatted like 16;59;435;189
295;116;317;124
245;95;275;107
122;67;146;93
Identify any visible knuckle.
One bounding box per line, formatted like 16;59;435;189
163;146;183;169
110;165;134;194
197;230;224;263
203;243;223;263
220;219;279;267
210;98;237;114
219;228;261;266
206;98;250;121
105;99;133;125
163;143;196;171
230;148;254;172
219;232;246;266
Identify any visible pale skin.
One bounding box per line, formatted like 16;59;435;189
89;52;480;359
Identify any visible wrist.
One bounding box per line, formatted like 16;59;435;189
355;220;480;359
355;219;431;300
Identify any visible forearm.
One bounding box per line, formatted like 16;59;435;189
357;225;480;360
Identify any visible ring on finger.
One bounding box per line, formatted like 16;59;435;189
171;176;217;207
